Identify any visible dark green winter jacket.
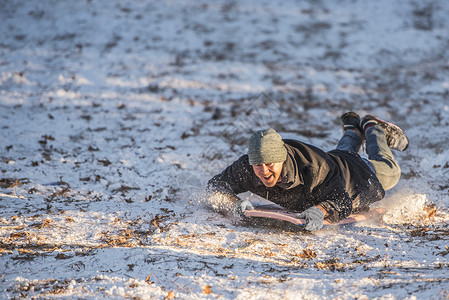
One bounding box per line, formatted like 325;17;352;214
207;139;385;222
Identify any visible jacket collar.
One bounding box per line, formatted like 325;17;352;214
277;149;304;189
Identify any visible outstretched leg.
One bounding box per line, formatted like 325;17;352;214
362;121;402;191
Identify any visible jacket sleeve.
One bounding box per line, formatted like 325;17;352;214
207;155;254;197
318;188;353;223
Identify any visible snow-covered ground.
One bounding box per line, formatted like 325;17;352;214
1;0;449;299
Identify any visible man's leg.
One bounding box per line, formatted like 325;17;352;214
337;112;363;153
364;125;401;190
336;129;363;153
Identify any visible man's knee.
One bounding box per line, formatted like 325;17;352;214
371;160;401;191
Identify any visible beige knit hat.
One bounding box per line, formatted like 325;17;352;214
247;128;287;165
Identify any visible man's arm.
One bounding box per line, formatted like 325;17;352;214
206;155;256;216
317;189;353;223
296;190;352;231
206;154;254;197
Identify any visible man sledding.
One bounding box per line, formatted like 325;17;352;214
207;112;408;231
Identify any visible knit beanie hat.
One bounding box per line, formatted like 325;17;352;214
247;128;287;165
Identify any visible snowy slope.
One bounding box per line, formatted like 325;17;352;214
1;0;449;299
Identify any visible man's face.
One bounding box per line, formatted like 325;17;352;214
252;162;284;187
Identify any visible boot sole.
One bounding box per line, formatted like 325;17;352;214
366;115;409;151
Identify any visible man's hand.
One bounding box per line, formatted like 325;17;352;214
296;206;325;231
233;199;254;217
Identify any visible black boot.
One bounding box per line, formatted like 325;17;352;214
341;112;362;134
